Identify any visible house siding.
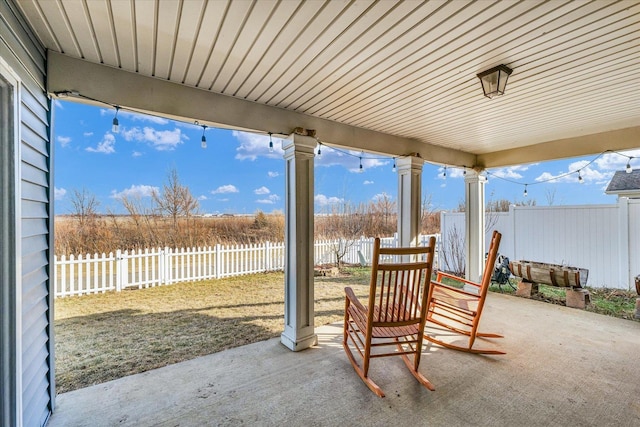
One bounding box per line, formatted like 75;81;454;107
1;1;53;427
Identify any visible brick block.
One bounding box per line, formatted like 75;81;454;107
516;281;538;298
566;289;590;309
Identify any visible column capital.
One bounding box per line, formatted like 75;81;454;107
282;133;317;158
396;155;424;173
464;170;487;184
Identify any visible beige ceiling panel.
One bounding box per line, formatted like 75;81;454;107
84;0;118;66
154;0;181;79
213;0;279;93
169;0;206;83
134;0;155;76
224;0;301;96
58;0;101;63
110;0;136;73
250;0;353;104
182;0;227;87
233;0;326;99
197;0;254;90
341;2;573;127
302;0;476;117
277;0;409;110
15;0;60;52
34;0;80;56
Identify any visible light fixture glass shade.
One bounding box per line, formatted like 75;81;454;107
477;64;513;98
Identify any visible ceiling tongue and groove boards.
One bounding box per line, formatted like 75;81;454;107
16;0;640;169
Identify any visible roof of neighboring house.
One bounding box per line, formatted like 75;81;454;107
605;170;640;195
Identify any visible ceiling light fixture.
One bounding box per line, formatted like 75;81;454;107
477;64;513;99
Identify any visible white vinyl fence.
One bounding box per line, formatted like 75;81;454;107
440;198;640;290
55;234;440;298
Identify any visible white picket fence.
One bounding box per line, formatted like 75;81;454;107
55;234;440;298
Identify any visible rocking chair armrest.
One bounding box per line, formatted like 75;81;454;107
345;287;366;312
435;271;481;288
431;280;479;298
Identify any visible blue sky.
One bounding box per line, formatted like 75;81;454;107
52;100;639;216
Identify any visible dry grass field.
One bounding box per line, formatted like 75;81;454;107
54;269;371;393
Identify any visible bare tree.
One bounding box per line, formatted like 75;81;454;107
317;202;368;267
70;188;100;226
152;168;199;227
544;188;556;206
440;224;465;277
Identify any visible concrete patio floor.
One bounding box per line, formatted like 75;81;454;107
48;293;640;427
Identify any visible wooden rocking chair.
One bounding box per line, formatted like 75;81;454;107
424;230;505;355
343;236;436;397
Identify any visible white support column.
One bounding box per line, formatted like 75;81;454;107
465;171;486;282
397;156;423;247
280;133;317;351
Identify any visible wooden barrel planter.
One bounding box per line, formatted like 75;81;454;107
510;260;590;309
509;260;588;288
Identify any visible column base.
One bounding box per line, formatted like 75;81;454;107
280;331;318;352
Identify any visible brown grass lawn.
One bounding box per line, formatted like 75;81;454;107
54;269;371;393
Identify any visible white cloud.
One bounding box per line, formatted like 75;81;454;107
268;171;280;178
254;186;270;195
234;131;284;160
347;155;388;173
86;133;116;154
488;164;532;180
217;198;230;202
53;99;64;109
315;194;344;206
437;166;471;180
212;184;239;194
56;135;71;147
198;195;208;201
594;150;640;171
316;146;390;172
110;184;159;199
256;194;280;204
363;180;374;185
54;187;67;200
83;131;94;137
100;108;170;125
121;126;187;151
372;192;392;202
535;160;612;185
132;151;143;157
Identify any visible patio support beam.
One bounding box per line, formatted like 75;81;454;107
397;156;423;247
280;133;317;352
46;52;474;168
465;171;486;281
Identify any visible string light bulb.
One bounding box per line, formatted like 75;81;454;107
317;143;322;158
200;125;207;149
268;133;274;153
443;165;447;178
392;158;396;173
112;106;120;133
626;160;633;174
523;184;528;197
359;157;363;173
578;170;584;184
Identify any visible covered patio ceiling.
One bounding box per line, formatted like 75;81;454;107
15;0;640;168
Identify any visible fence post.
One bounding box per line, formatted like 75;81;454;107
618;197;631;290
215;244;221;279
115;250;122;292
265;241;271;272
165;247;172;284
